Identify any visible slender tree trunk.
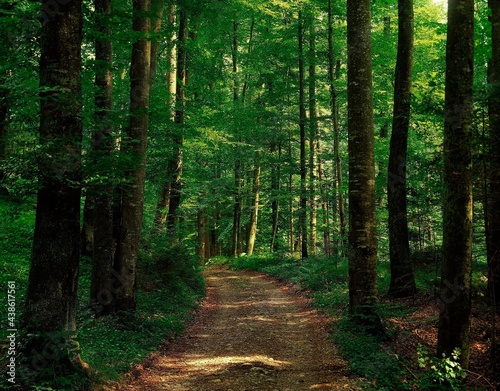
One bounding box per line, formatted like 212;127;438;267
21;0;86;375
347;0;378;320
113;0;151;311
387;0;416;298
246;152;261;256
328;0;346;255
89;0;115;316
437;0;474;368
298;10;308;259
270;142;281;252
308;15;317;256
149;0;165;87
197;206;210;260
488;0;500;310
166;7;187;236
152;4;176;230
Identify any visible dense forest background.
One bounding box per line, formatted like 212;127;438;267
0;0;499;389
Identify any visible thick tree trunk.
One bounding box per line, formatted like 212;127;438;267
89;0;115;316
387;0;416;298
437;0;474;368
246;153;261;256
114;0;151;311
347;0;379;320
298;10;308;259
308;15;317;256
166;7;187;236
488;0;500;310
21;0;86;375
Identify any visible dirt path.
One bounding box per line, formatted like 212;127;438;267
117;267;359;390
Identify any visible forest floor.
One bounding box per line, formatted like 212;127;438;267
112;267;360;391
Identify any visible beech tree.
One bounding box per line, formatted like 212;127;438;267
114;0;151;311
346;0;379;319
437;0;474;367
387;0;416;298
21;0;86;374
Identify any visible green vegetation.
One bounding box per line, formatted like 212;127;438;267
0;195;205;390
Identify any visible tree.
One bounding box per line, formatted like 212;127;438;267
113;0;151;311
488;0;500;308
437;0;474;368
387;0;416;298
347;0;379;320
298;9;308;259
20;0;87;375
89;0;115;316
166;5;187;236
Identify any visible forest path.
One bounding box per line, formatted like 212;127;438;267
117;267;359;390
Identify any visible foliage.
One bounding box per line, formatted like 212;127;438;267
414;345;467;390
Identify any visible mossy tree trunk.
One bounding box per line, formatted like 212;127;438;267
113;0;151;311
437;0;474;368
347;0;379;320
21;0;86;376
387;0;416;298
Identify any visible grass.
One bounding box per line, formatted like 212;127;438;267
0;195;205;390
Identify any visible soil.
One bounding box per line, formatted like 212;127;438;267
114;267;360;391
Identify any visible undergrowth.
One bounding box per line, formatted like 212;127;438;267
0;195;205;390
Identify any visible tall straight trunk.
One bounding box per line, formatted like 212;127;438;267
328;0;346;254
437;0;474;368
288;130;295;252
270;141;281;252
318;141;331;257
152;4;176;230
197;206;210;259
166;7;187;236
114;0;151;311
231;20;243;257
246;152;261;256
308;15;317;256
488;0;500;309
298;10;308;259
90;0;115;316
21;0;86;374
387;0;416;298
149;0;164;87
347;0;378;319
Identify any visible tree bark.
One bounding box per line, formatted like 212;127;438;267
89;0;115;316
21;0;86;375
387;0;416;298
246;152;261;256
328;0;346;255
152;4;176;230
298;10;308;259
113;0;151;311
437;0;474;368
488;0;500;310
270;141;281;252
347;0;379;320
166;7;187;237
308;15;317;256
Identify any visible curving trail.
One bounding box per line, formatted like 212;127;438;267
117;267;359;391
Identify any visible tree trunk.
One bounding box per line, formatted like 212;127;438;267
488;0;500;310
298;10;308;259
308;15;317;256
437;0;474;368
113;0;151;311
89;0;115;316
21;0;86;375
152;4;176;230
387;0;416;298
166;7;187;236
246;152;261;256
347;0;379;321
270;141;281;252
328;0;346;255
